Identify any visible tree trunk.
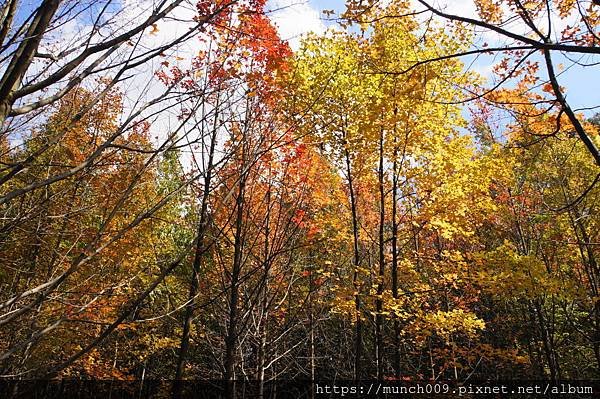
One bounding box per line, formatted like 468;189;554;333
0;0;60;125
172;127;217;396
257;188;271;399
344;148;362;381
375;129;385;379
391;145;401;379
224;172;247;399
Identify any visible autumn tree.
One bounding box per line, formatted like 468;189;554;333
0;85;177;377
344;0;600;166
287;1;505;379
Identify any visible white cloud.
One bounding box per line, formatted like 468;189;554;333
267;0;326;50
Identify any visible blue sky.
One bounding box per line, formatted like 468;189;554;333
551;54;600;116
